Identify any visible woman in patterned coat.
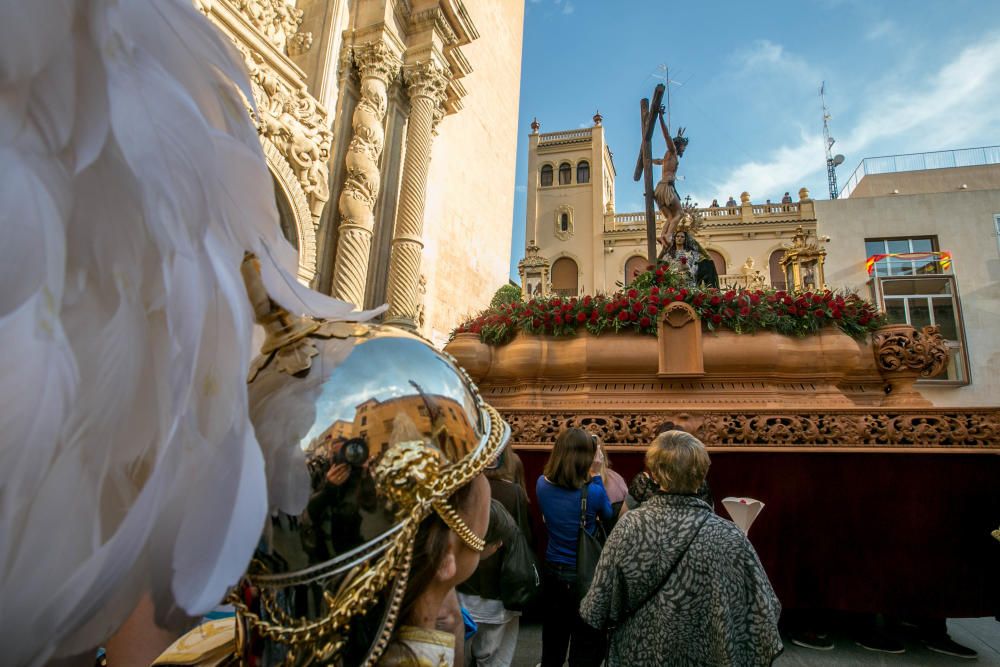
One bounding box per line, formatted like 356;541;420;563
580;431;783;666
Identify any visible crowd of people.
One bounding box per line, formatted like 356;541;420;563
411;423;784;666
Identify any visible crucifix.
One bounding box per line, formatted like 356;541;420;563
633;83;666;264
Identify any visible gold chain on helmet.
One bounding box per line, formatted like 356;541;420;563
228;403;506;663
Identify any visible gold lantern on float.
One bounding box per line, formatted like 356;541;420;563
779;226;827;292
518;243;551;299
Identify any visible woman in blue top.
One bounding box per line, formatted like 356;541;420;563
536;428;612;667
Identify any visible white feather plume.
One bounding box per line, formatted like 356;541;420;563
0;1;378;663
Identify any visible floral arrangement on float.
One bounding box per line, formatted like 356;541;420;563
452;263;884;347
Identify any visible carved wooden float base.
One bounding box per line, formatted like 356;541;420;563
499;407;1000;453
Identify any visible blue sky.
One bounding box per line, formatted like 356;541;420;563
507;0;1000;280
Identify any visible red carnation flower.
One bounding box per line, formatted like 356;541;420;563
576;311;587;323
813;309;824;318
812;294;823;304
650;287;660;296
618;311;629;322
583;295;593;306
679;288;688;298
655;268;665;278
740;307;750;317
724;290;736;300
749;294;761;305
552;298;562;307
783;296;794;306
590;311;599;322
674;293;684;301
604;303;615;314
710;295;721;306
640;316;652;327
628;289;639;299
680;256;688;265
724;308;735;318
648;305;659;316
532;318;542;328
648;295;660;306
632;301;644;313
787;307;797;316
711;314;722;325
692;295;704;306
831;308;842;320
554;314;564;325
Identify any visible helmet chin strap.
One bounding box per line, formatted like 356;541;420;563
432;499;486;552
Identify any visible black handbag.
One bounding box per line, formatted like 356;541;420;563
499;526;541;610
575;483;606;601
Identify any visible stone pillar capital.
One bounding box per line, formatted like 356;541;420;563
403;61;451;103
353;41;402;83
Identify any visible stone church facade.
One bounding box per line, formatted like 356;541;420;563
199;0;524;346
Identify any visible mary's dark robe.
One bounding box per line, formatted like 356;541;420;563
580;494;782;666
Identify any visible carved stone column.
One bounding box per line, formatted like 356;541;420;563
383;61;450;328
330;41;400;307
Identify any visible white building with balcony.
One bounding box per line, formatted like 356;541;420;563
819;146;1000;405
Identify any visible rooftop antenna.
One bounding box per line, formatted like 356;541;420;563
653;64;684;129
820;81;845;199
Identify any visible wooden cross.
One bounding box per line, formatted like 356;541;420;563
633;83;666;264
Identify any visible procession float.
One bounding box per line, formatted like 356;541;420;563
446;86;1000;619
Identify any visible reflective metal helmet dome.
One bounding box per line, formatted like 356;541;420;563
227;258;510;666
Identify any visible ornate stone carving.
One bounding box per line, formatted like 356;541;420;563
872;323;949;406
554;205;574;241
330;41;401;307
235;0;312;56
383;61;451;327
499;409;1000;450
242;49;332;218
403;60;451;102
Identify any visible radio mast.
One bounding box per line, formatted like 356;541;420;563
820;82;845;199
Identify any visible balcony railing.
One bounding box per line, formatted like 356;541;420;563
604;200;812;233
840;145;1000;198
538;129;592;146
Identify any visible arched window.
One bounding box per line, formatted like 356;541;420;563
551;257;578;296
624;255;647;286
560;213;569;232
708;250;726;278
769;250;786;290
558;162;572;185
540;164;553;187
576;160;590;184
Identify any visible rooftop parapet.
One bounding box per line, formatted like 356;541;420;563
840;145;1000;198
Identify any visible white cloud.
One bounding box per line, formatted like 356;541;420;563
865;19;897;41
706;33;1000;200
734;40;819;87
562;0;575;15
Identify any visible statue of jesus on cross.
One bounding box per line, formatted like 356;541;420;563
652;107;689;253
